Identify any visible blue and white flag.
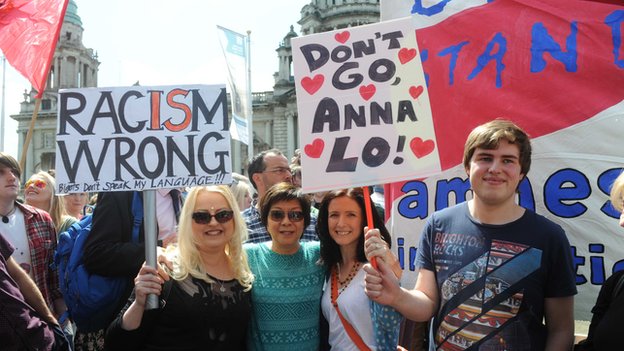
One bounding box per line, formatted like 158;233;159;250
217;25;251;145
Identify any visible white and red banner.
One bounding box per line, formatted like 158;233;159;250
382;0;624;320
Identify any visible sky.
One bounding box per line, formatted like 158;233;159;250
0;0;311;158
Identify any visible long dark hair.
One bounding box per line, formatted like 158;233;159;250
316;188;391;268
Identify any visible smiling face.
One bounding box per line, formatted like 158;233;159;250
327;196;363;252
266;199;304;254
24;175;53;211
467;139;524;210
191;191;234;252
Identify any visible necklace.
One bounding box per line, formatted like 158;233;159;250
208;274;227;293
336;261;361;294
1;206;16;224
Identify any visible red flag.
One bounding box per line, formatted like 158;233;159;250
0;0;69;98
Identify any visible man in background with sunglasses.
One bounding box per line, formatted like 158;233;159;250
243;149;319;243
0;153;67;324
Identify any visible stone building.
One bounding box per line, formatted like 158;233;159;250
11;0;379;177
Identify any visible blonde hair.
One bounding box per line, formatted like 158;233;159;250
610;171;624;212
230;173;252;210
27;171;70;233
168;185;253;291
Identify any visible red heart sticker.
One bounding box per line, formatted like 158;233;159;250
409;85;424;99
410;137;435;158
300;75;324;95
304;138;324;158
398;48;417;64
334;31;350;43
359;84;376;101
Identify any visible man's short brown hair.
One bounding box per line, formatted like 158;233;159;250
463;119;532;176
0;152;21;178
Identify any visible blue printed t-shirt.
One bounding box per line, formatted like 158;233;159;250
416;202;577;351
245;241;325;351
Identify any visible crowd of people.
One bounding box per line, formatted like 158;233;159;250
1;119;623;350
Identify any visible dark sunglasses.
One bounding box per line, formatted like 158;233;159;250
192;210;234;224
269;210;305;222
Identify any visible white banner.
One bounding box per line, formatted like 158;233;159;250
55;84;232;193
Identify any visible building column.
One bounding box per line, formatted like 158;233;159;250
286;111;295;158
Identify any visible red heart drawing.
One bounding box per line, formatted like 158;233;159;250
359;84;376;101
398;48;417;64
300;75;324;95
304;139;324;158
334;31;350;43
409;85;424;99
410;137;435;158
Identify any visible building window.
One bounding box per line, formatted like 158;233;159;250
41;99;51;110
43;132;54;149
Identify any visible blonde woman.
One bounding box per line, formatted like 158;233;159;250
24;171;76;233
106;185;254;350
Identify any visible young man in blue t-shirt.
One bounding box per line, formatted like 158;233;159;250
364;119;577;350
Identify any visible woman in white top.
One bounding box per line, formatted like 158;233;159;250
317;188;403;351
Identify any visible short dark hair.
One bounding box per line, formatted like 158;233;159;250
316;188;391;268
247;149;284;190
0;152;21;179
259;182;311;229
463;119;532;176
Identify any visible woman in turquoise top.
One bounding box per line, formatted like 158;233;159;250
245;182;325;351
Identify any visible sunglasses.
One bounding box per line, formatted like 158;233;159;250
192;210;234;224
25;179;47;189
269;210;305;222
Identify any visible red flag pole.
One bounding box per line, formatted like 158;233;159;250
19;96;43;171
362;186;378;269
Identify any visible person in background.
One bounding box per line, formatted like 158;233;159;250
64;192;89;220
245;182;325;350
24;171;77;234
317;188;403;350
575;171;624;351
291;164;302;188
0;153;67;324
0;232;68;350
230;172;253;211
106;185;253;350
364;119;577;350
243;149;318;243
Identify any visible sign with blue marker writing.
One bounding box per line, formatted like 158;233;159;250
381;0;624;321
292;17;440;193
55;84;232;193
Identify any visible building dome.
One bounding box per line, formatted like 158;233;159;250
64;0;82;27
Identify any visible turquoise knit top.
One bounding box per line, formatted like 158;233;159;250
245;241;325;351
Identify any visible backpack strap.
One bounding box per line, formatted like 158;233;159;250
131;191;143;243
612;272;624;301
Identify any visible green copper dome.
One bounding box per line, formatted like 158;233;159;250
64;0;82;27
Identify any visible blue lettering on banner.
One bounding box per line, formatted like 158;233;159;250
395;167;624;285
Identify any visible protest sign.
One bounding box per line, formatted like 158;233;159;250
293;17;440;193
382;0;624;320
55;84;231;193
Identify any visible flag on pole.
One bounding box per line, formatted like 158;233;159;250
0;0;69;98
217;25;251;145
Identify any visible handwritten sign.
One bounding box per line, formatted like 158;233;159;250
382;0;624;320
293;17;440;193
55;84;231;193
